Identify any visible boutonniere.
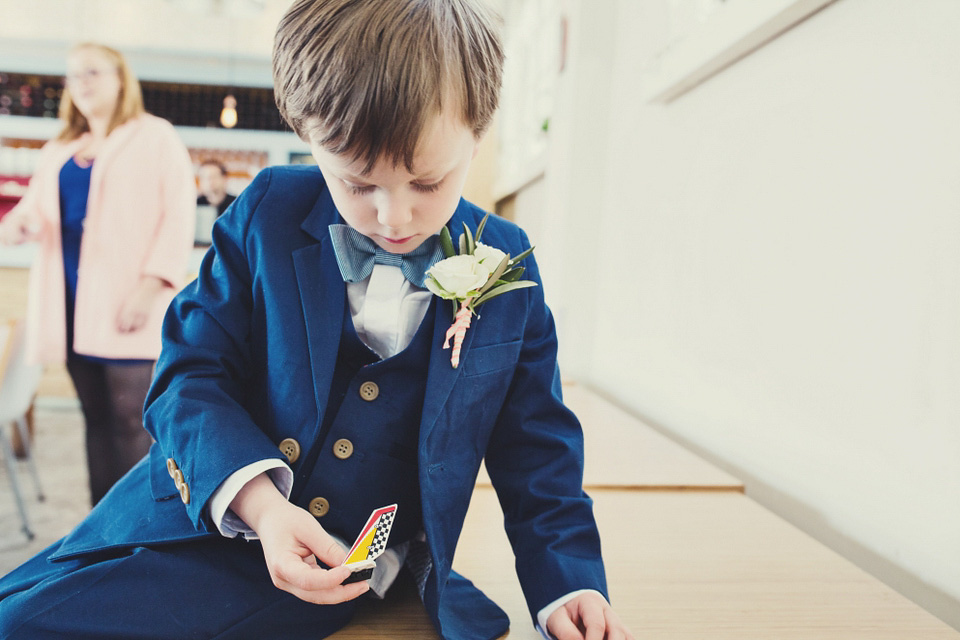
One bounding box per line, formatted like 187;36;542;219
424;213;537;368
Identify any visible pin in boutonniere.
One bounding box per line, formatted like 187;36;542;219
424;213;537;368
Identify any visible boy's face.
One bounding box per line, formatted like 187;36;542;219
309;112;480;254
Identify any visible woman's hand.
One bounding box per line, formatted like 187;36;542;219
547;591;635;640
231;473;370;605
116;275;166;333
0;213;41;245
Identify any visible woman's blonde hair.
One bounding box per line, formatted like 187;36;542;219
56;43;145;142
273;0;504;173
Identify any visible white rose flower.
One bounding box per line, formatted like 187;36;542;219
425;254;489;299
473;242;507;276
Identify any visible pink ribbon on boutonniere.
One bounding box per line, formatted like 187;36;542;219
442;298;474;368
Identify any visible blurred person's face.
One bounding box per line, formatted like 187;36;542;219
198;164;228;200
65;48;121;122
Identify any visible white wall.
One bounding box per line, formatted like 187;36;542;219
526;0;960;628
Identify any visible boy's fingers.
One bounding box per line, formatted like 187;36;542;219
287;569;369;604
284;575;369;605
547;609;584;640
300;524;348;568
271;553;369;604
580;599;606;640
308;579;369;605
295;566;369;605
275;552;347;590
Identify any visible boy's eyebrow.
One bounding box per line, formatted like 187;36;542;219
338;170;374;184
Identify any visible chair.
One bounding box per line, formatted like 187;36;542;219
0;318;45;540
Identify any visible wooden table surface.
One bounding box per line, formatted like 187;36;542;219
334;489;958;639
476;383;743;491
455;489;958;639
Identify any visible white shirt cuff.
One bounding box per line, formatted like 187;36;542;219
535;589;608;639
367;542;406;599
208;460;294;538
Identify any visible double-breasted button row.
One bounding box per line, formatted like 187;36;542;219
166;458;190;505
279;436;353;462
306;439;354;518
297;383;376;522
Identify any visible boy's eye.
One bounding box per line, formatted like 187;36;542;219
412;180;442;194
342;179;442;195
346;183;375;196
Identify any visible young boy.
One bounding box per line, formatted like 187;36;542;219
0;1;633;638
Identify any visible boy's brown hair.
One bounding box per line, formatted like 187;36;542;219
57;43;145;142
273;0;503;173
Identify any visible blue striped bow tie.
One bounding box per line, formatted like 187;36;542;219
328;224;444;287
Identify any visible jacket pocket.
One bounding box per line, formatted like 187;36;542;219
460;340;522;378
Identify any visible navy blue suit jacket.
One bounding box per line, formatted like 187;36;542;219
48;166;607;638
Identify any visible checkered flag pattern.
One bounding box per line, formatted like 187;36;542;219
343;504;398;566
365;510;395;559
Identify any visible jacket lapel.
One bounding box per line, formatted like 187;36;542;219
294;191;480;448
293;188;345;418
87;118;141;207
419;200;478;449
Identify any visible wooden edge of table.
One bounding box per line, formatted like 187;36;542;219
474;479;745;493
0;318;18;387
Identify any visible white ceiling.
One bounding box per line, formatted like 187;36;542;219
0;0;511;88
0;0;294;85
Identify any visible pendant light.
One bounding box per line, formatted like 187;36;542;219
220;94;238;128
220;13;239;129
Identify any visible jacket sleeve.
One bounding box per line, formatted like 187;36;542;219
143;169;289;529
0;142;59;241
483;228;609;622
140;120;196;287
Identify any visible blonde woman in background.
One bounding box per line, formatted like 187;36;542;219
0;43;195;505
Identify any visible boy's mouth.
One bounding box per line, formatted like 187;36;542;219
381;235;415;245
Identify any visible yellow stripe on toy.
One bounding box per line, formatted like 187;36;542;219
346;526;379;564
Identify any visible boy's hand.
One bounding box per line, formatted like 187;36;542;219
230;473;370;605
546;592;635;640
256;500;370;604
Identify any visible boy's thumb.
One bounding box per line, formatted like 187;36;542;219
305;524;349;568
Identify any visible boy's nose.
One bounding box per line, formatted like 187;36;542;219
375;194;413;229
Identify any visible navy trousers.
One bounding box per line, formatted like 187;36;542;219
0;536;359;639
